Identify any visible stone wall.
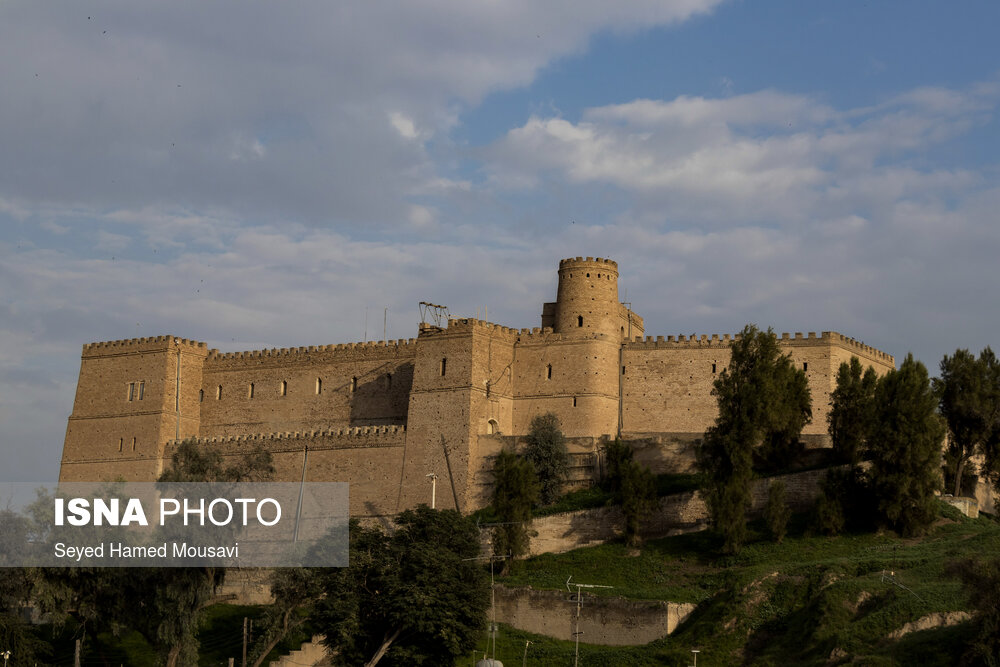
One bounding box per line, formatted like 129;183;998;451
493;585;695;646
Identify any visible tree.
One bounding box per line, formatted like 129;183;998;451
764;481;790;543
935;347;1000;497
869;354;945;536
312;508;490;666
697;324;812;554
158;437;275;483
601;440;657;547
948;557;1000;666
828;356;879;465
490;449;539;563
523;413;570;505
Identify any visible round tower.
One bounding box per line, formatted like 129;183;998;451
555;257;620;338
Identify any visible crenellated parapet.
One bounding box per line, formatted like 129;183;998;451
205;338;418;367
558;256;619;270
165;424;407;456
623;330;893;365
82;335;208;357
442;318;521;340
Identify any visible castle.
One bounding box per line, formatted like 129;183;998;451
60;257;895;517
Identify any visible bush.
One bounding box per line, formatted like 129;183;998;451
764;481;790;543
524;413;570;505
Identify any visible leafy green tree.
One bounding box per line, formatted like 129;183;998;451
312;508;490;666
491;449;539;563
158;437;275;482
697;324;812;554
764;481;790;543
828;356;879;465
601;440;657;547
869;354;945;536
523;413;570;504
935;347;1000;497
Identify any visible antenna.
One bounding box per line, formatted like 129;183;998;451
419;302;450;329
565;576;613;666
463;552;512;664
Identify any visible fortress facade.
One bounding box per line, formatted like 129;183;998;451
60;257;895;517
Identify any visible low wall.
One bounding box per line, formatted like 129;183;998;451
493;586;695;646
525;467;834;556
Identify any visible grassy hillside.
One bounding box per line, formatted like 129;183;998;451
486;501;998;666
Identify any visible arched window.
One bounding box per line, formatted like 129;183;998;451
487;419;499;435
578;315;584;327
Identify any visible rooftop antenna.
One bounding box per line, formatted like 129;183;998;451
419;301;450;330
565;576;613;667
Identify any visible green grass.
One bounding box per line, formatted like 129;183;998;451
490;502;1000;665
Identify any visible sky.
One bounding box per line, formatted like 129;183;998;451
1;1;998;482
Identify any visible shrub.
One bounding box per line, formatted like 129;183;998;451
764;481;790;543
524;413;570;505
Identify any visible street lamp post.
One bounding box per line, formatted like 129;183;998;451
690;649;700;667
2;649;11;667
426;472;437;509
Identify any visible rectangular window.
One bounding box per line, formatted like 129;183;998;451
712;363;717;374
573;397;577;407
316;378;322;394
217;385;222;400
248;383;255;399
803;362;808;372
131;437;136;452
199;389;204;403
138;381;145;400
128;382;135;401
118;438;123;452
440;358;447;376
621;366;626;375
280;380;287;396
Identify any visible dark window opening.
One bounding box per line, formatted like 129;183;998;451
578;315;584;327
128;382;135;401
440;358;447;376
622;366;626;375
546;364;552;380
316;378;322;394
217;385;222;400
803;362;808;372
248;383;255;398
586;273;590;277
573;396;577;407
118;438;123;453
280;380;287;396
138;381;145;400
199;389;204;403
712;363;717;374
386;373;392;388
351;377;358;392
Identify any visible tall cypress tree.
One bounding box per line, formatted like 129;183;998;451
828;356;879;465
869;354;945;536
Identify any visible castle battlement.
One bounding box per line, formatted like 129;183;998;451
622;330;893;364
168;424;405;447
559;256;619;270
82;335;208;355
204;338;418;364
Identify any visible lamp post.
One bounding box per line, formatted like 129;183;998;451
690;648;700;666
426;472;437;509
2;650;11;667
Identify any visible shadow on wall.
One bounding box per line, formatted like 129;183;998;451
348;361;414;426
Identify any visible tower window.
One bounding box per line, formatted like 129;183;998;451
712;363;717;374
586;273;590;277
128;382;135;401
803;362;808;372
573;396;577;407
622;366;626;375
577;315;583;327
118;437;123;452
217;385;222;400
316;378;322;394
351;377;358;392
546;364;552;380
248;383;255;398
131;437;136;452
138;381;145;400
440;358;447;376
199;389;204;403
280;380;287;396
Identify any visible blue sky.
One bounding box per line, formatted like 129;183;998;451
1;0;998;481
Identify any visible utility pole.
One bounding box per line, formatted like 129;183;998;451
74;639;81;667
463;552;511;665
565;576;613;667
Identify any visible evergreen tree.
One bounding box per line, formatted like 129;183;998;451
869;354;945;536
697;324;811;554
523;413;570;505
935;347;1000;497
490;449;539;562
764;481;790;543
601;440;657;547
828;356;879;465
